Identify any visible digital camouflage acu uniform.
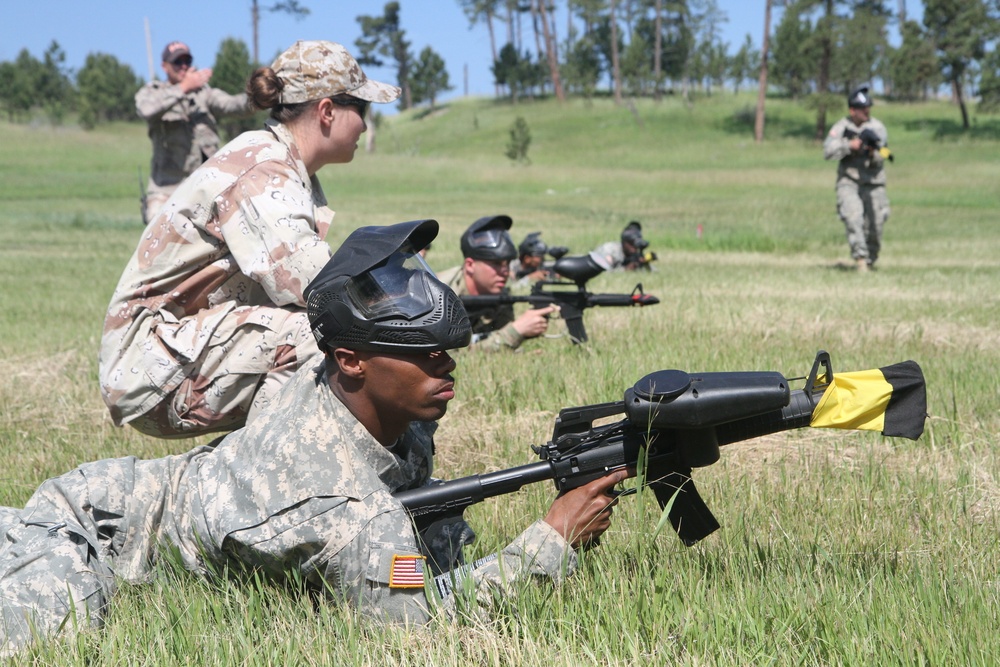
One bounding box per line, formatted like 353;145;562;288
99;118;333;438
0;359;575;654
590;241;626;271
823;116;890;265
135;78;250;221
436;266;525;351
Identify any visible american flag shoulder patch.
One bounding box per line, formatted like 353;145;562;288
389;554;426;589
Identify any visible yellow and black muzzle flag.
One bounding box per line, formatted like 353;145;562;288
810;360;926;440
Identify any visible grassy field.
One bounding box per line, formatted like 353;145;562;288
1;92;998;665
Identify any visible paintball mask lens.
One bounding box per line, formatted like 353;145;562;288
468;228;511;252
345;252;436;321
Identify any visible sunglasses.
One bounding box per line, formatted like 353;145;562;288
171;56;193;68
331;95;370;118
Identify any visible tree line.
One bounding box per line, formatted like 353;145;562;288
2;0;997;132
0;40;255;130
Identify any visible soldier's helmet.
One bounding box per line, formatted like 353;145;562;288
460;215;517;262
518;232;547;259
848;86;873;108
621;221;649;250
306;220;471;353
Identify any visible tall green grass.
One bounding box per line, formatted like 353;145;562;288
1;94;998;665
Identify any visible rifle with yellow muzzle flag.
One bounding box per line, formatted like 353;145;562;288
397;351;927;546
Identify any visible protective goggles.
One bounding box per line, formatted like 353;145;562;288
467;228;513;252
520;234;547;257
344;251;437;321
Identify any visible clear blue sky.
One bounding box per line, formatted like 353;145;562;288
0;1;922;104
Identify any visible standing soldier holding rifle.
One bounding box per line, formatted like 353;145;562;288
823;86;892;273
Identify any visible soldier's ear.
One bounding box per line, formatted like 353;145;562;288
315;97;336;127
332;348;364;379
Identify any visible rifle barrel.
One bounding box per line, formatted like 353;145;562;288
586;293;659;307
394;460;554;521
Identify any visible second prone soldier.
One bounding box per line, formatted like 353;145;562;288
437;216;557;351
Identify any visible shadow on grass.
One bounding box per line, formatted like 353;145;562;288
408;103;451;121
825;260;867;273
722;102;1000;142
658;232;809;254
719;104;816;140
900;117;1000;141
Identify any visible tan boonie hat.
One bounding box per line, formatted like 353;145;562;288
272;40;400;105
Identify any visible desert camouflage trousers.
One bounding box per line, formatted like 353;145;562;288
129;310;321;438
0;474;117;656
836;180;890;264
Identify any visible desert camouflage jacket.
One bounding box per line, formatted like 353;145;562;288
135;79;250;186
27;359;575;623
823;116;889;186
99;119;334;425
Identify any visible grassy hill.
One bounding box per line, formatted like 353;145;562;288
0;94;998;665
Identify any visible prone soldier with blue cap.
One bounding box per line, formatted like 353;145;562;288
0;220;625;655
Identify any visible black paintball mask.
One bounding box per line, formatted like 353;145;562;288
518;231;547;259
621;221;649;251
848;86;873;108
306;220;472;353
460;215;517;262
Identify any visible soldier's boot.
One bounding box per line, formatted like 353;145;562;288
856;258;869;273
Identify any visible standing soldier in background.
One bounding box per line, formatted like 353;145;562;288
136;41;252;223
823;86;891;273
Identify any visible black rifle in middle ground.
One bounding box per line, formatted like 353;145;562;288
461;253;659;343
